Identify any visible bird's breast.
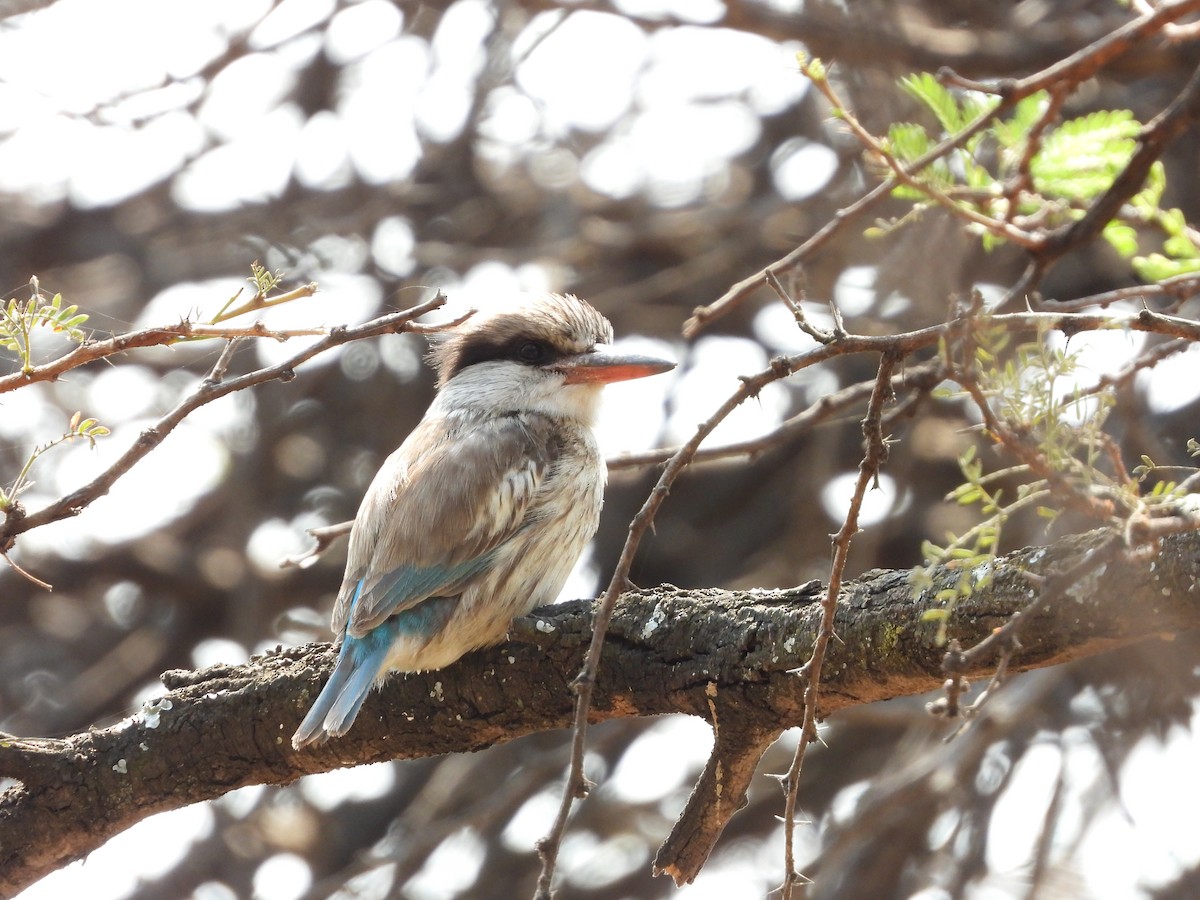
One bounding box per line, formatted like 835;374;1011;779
468;425;604;615
373;419;606;673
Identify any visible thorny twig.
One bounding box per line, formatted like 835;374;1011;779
939;0;1200;98
766;271;835;345
0;292;327;395
608;361;943;471
0;294;464;554
780;351;898;899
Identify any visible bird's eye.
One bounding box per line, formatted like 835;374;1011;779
516;341;547;363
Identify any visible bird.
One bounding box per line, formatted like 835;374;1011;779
292;292;675;748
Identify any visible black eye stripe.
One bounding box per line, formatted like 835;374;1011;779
449;335;566;378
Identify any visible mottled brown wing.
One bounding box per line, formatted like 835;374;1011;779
331;413;557;637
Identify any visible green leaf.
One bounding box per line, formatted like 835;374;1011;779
1131;161;1166;214
900;73;962;132
1159;207;1189;238
800;55;827;82
1133;254;1200;282
1031;108;1141;201
1102;222;1139;258
964;158;997;191
887;122;932;162
921;609;950;622
954;486;982;505
1163;234;1200;259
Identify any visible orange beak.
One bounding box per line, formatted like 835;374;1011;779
556;346;676;385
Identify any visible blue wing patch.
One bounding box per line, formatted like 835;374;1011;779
347;552;499;637
292;557;493;748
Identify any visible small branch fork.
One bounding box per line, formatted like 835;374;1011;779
1132;0;1200;39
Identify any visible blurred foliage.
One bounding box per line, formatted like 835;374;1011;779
2;1;1200;898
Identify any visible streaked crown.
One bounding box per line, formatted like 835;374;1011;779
428;292;614;388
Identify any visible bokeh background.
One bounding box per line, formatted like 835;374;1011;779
3;1;1200;898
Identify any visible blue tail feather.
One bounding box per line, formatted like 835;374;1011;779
292;585;461;749
292;627;392;748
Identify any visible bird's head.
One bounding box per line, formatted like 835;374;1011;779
427;292;675;423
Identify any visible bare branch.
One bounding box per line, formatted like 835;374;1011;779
279;521;353;570
0;294;450;549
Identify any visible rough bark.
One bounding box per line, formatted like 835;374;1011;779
2;527;1198;895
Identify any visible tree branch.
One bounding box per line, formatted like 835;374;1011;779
0;295;461;551
3;527;1200;895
